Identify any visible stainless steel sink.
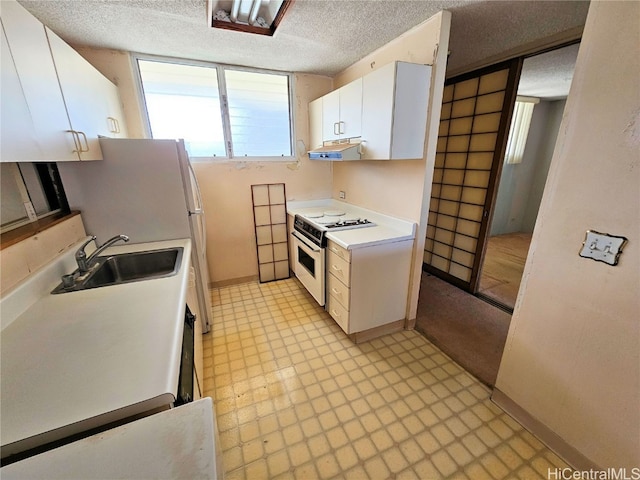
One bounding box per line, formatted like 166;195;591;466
52;247;183;294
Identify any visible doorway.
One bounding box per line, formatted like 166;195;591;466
477;44;579;310
417;43;579;385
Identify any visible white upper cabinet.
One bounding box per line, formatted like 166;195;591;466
308;97;323;150
321;78;362;141
0;0;127;162
308;61;431;161
0;0;77;162
46;27;127;160
0;22;42;161
361;61;431;160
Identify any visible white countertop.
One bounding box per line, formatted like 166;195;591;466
1;398;217;479
287;199;416;249
0;238;192;458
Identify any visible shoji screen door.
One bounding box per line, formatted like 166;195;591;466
424;60;521;291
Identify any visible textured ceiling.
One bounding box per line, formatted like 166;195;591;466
18;0;589;94
519;43;580;100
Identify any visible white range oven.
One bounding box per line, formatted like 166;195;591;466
292;209;375;306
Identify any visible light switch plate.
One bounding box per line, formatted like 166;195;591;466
579;230;627;266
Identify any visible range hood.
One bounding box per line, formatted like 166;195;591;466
308;143;361;161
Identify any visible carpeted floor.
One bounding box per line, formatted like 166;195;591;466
415;273;512;387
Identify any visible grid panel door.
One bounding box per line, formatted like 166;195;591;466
252;183;290;283
424;60;521;291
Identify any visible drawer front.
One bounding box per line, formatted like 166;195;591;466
327;294;350;334
327;272;350;310
327;241;351;263
327;250;351;286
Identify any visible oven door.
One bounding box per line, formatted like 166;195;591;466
291;230;325;306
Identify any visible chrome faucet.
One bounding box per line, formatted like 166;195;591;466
75;234;129;273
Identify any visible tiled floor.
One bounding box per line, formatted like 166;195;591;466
202;278;568;479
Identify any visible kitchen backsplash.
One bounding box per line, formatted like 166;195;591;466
0;215;86;296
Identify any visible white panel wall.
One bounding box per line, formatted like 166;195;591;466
495;1;640;469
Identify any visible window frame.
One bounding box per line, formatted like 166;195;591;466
0;162;70;235
504;96;539;165
131;53;296;162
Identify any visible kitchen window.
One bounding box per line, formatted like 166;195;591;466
135;56;294;160
1;162;69;235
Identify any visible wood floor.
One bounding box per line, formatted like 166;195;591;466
478;232;532;310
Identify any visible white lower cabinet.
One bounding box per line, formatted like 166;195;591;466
326;239;413;334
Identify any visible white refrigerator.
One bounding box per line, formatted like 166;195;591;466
58;138;213;333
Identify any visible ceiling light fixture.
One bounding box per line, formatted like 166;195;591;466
207;0;294;36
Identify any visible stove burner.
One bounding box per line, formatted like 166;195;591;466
324;209;345;216
305;211;324;218
315;216;342;224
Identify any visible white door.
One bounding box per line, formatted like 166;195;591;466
178;142;213;333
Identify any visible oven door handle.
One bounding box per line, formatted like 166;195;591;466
292;230;322;252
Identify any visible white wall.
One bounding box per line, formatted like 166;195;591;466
74;48;333;284
522;99;566;231
0;214;86;295
331;11;452;322
494;1;640;469
491;99;565;235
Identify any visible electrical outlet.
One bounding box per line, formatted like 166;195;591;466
339;191;346;199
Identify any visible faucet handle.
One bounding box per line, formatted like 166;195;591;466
75;236;97;273
79;236;97;248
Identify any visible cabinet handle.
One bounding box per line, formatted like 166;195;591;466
108;116;121;134
334;122;339;136
338;121;345;135
331;265;342;273
331;287;341;296
331;309;341;318
77;131;90;152
67;130;81;153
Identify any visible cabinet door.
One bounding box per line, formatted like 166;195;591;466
46;27;112;161
0;1;77;161
104;82;128;138
322;89;340;141
0;23;41;161
362;62;430;160
308;97;323;150
338;78;362;139
361;63;395;160
389;62;430;159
